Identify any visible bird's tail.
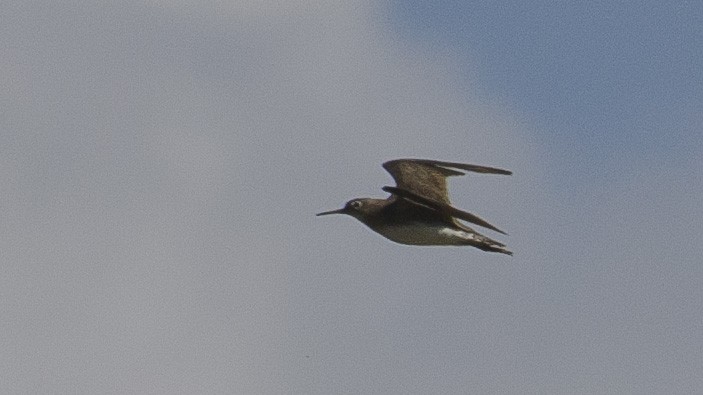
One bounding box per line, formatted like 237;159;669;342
476;240;513;256
465;231;513;256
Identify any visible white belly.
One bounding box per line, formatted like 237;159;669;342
375;224;479;246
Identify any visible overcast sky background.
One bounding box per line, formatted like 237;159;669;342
2;1;701;394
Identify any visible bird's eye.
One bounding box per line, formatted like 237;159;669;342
350;200;362;209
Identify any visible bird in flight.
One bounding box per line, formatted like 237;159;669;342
317;159;512;255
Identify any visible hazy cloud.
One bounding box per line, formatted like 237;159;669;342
1;1;700;394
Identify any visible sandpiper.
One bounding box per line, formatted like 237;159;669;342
317;159;512;255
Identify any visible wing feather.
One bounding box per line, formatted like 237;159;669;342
382;185;508;235
382;159;511;204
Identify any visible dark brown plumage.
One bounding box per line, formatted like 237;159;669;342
317;159;512;255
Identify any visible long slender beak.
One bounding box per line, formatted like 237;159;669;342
316;208;346;216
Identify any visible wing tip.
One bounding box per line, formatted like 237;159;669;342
384;158;512;176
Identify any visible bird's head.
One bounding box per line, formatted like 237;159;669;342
316;198;373;220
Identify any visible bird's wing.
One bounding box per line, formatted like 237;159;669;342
382;186;508;235
382;159;511;204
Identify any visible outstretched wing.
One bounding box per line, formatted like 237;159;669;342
382;159;511;204
382;186;508;235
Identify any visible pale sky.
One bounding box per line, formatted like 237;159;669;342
2;1;701;394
